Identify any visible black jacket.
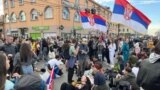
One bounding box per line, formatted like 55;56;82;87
117;72;140;90
137;58;160;90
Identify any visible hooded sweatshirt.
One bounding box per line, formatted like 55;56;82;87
137;53;160;90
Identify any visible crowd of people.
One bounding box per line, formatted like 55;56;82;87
0;33;160;90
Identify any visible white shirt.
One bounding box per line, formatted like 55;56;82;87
132;67;139;77
109;43;116;52
48;59;63;68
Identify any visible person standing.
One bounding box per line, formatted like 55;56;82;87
67;39;79;83
1;35;17;74
41;38;49;61
13;43;37;74
78;38;89;77
122;38;130;65
92;37;98;58
108;39;116;66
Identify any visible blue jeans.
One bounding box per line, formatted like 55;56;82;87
21;65;33;74
54;65;60;79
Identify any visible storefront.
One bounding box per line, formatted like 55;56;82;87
30;33;41;40
61;33;71;40
30;26;50;39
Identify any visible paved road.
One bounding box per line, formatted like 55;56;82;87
35;60;144;90
35;60;78;90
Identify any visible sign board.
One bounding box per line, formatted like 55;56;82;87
72;26;83;30
43;32;57;38
32;26;49;31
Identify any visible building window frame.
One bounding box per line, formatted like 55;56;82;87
44;6;53;19
19;11;26;22
5;14;10;23
19;0;24;5
62;7;70;20
11;12;17;23
30;9;38;21
10;0;15;8
4;0;8;9
74;11;80;22
30;0;36;3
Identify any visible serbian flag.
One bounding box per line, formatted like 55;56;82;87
80;11;107;32
111;0;151;34
46;68;54;90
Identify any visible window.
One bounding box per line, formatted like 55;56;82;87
11;13;17;22
10;0;15;7
62;7;70;20
19;11;26;21
123;29;125;32
4;0;8;9
5;14;9;23
31;9;38;20
127;29;129;32
19;0;24;5
44;6;53;19
31;0;36;3
74;12;80;22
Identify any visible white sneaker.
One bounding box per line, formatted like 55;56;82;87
56;74;61;78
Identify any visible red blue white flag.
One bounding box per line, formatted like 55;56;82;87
80;11;107;32
111;0;151;34
46;68;54;90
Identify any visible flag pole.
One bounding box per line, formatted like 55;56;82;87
118;24;120;38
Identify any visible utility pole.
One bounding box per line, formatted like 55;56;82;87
7;2;12;35
118;24;120;38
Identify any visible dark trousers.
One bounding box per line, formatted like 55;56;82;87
89;49;97;60
68;67;74;83
102;49;110;64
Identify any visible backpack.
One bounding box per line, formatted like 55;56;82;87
14;74;46;90
63;47;70;60
118;81;131;90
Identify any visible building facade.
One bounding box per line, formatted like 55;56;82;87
108;22;138;38
3;0;111;39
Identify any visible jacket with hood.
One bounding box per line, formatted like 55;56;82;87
117;72;140;90
137;53;160;90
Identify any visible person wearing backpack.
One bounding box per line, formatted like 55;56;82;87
13;42;38;74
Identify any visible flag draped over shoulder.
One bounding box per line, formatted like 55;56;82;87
111;0;151;34
80;11;107;32
46;68;54;90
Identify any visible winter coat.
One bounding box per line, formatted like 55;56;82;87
117;72;140;90
137;53;160;90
